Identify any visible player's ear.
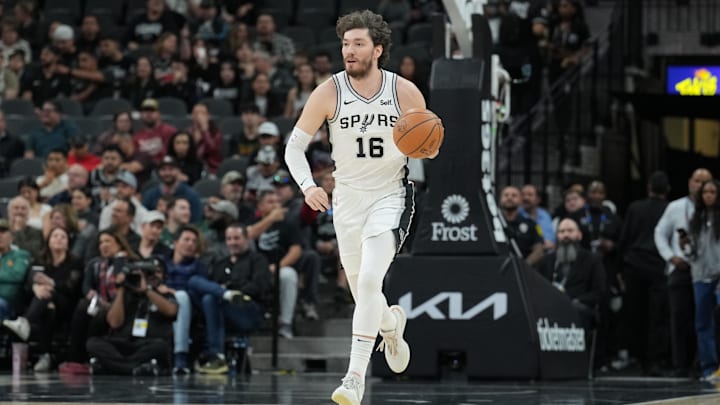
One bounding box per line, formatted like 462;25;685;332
375;44;383;59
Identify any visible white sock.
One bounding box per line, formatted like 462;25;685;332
222;290;233;301
347;335;374;382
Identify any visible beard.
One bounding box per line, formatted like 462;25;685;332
345;57;374;79
555;240;580;266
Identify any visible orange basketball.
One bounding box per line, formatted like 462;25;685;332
393;108;444;159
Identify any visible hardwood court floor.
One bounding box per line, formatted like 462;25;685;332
0;372;718;404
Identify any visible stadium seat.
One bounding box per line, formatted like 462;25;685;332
6;116;42;138
44;8;79;25
272;116;295;139
2;99;36;117
318;26;338;44
296;9;335;31
219;117;244;137
165;117;192;132
407;22;434;46
199;98;234;119
10;158;44;178
85;0;125;23
193;178;221;199
157;97;189;117
46;0;82;15
55;98;83;117
261;9;291;31
141;178;159;194
73;117;102;138
0;176;21;199
298;0;336;15
125;0;147;23
217;157;251;179
91;98;133;117
340;0;379;14
283;26;317;51
264;0;294;11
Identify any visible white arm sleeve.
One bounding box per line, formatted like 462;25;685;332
284;126;316;192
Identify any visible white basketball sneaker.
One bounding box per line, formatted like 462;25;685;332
331;373;364;405
377;305;410;373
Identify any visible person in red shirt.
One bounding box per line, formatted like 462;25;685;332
188;103;222;174
132;98;177;165
67;135;101;172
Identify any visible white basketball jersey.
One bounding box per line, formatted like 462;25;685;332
328;69;407;190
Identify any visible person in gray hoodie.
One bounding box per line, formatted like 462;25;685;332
684;179;720;380
655;168;712;377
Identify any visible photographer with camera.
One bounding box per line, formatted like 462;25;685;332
4;226;83;372
86;258;178;375
192;223;272;374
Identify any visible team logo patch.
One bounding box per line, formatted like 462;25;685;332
519;222;529;234
441;195;470;224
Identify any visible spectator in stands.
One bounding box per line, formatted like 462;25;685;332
305;123;333;176
7;50;26;92
223;1;259;25
167;131;203;185
229;103;263;157
210;60;243;107
500;186;544;266
243;72;284;119
203;199;241;263
245;145;282;202
72;187;99;230
142;156;203;223
252;190;301;338
254;50;295;98
108;198;142;249
13;1;41;58
160;197;193;249
126;0;182;49
520;184;556;250
398;55;428;99
537;217;606;327
43;204;95;262
547;0;590;82
86;257;177;376
59;230;138;374
273;170;320;320
553;187;586;230
123;57;159;110
0;18;32;64
312;51;333;86
284;63;316;119
683;179;720;380
617;171;671;376
234;42;256;81
67;135;101;173
94;112;135;156
570;181;622;254
77;15;101;54
0;111;24;175
135;211;172;259
189;103;222;174
378;0;412;29
98;35;133;100
252;13;295;66
25;100;78;159
134;98;177;165
115;133;155;188
49;164;89;206
194;223;272;373
0;218;30;321
3;226;84;372
158;59;199;103
21;46;70;107
52;24;79;68
17;176;51;230
191;0;229;45
221;171;255;223
37;149;69;199
0;51;18;101
153;33;180;84
99;172;149;235
256;121;284;157
189;38;218;86
7;196;43;263
224;22;251;58
61;50;105;113
90;146;128;206
162;225;207;374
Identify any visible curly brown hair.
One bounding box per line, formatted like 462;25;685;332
336;10;392;67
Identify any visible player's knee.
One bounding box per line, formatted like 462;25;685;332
357;271;383;295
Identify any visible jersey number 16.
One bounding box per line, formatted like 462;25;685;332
356;137;384;158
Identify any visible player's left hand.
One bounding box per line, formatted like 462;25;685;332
304;186;330;212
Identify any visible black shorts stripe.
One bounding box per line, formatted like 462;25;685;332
393;179;415;253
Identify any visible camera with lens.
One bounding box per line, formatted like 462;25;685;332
120;258;162;289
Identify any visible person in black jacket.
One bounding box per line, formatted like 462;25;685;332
190;222;272;374
617;171;671;375
0;111;25;175
537;217;606;327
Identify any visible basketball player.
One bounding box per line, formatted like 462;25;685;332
284;10;433;405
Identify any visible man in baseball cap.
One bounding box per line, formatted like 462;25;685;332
141;155;203;223
99;170;148;233
135;211;171;258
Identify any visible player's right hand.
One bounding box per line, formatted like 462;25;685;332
304;186;330;212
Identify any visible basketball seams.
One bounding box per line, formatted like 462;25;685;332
395;116;440;143
405;122;440;156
